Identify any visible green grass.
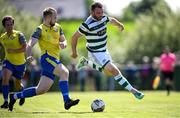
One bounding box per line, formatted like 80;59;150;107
0;91;180;118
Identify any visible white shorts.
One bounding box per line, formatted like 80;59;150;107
88;51;112;68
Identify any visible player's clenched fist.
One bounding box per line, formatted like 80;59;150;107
26;56;34;63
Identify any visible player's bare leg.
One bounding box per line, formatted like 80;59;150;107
104;62;144;100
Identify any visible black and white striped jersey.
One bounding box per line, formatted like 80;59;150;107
78;15;110;52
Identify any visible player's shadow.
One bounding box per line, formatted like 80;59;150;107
59;111;93;114
31;111;93;114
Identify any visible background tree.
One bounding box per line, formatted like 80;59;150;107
122;0;170;21
122;1;180;63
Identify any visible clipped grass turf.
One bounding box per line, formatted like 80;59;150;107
0;91;180;118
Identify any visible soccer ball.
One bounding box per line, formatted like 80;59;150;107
91;99;105;112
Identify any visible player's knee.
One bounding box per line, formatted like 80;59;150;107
64;68;69;75
62;68;69;78
105;66;118;76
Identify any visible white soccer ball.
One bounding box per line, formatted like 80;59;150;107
91;99;105;112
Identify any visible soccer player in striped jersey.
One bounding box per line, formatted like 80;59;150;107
0;16;26;108
71;2;144;100
8;7;79;111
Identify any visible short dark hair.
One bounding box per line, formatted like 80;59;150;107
43;7;56;18
2;15;14;27
91;2;103;11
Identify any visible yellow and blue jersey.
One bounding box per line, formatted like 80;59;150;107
0;30;26;65
32;23;64;60
32;23;64;80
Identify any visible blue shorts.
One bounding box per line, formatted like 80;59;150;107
2;60;25;79
40;53;61;80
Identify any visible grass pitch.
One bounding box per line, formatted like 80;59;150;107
0;91;180;118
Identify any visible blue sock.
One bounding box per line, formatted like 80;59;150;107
58;81;70;102
15;87;36;99
2;85;9;102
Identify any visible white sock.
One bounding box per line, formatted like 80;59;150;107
114;74;133;91
87;60;103;72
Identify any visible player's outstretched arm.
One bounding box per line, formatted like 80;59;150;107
71;31;82;59
109;17;124;32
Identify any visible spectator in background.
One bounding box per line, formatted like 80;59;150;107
68;63;78;91
152;57;160;73
160;46;176;95
139;56;152;90
106;75;115;91
124;61;138;87
93;70;103;91
28;59;41;86
78;68;88;91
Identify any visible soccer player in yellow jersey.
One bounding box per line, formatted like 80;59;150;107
0;16;26;108
8;7;79;111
